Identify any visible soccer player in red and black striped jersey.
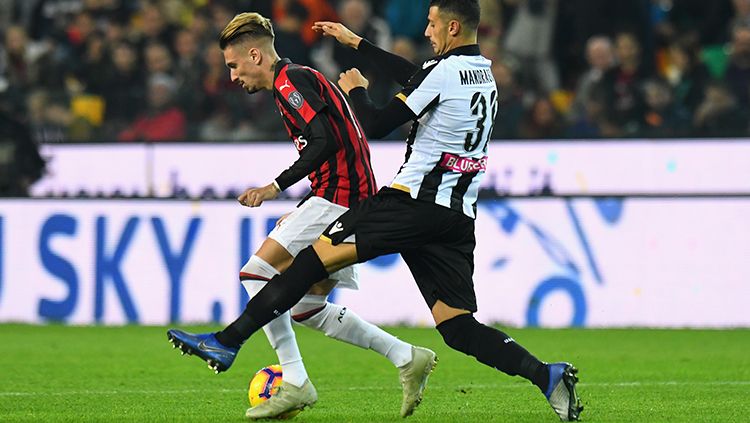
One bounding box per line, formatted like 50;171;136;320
166;12;437;421
269;56;376;208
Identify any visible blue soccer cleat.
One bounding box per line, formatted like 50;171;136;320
167;329;238;374
545;362;583;421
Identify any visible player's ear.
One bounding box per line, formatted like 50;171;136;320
249;47;262;65
448;20;460;37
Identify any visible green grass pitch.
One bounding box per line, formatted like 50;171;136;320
1;324;748;422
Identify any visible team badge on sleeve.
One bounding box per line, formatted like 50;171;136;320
287;91;304;110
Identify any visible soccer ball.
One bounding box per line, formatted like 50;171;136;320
247;364;300;419
248;364;284;406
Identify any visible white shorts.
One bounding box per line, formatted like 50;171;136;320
244;196;358;289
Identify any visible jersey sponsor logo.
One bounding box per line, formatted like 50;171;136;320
279;80;291;91
287;91;304;109
328;221;344;234
438;152;487;174
293;135;307;151
422;59;438;69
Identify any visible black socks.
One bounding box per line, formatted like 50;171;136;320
216;246;329;348
437;313;549;392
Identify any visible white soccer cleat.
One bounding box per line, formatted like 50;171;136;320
398;346;438;417
245;379;318;420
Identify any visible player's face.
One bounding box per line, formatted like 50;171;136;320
223;44;263;94
424;6;449;55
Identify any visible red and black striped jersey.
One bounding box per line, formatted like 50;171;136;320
272;58;377;208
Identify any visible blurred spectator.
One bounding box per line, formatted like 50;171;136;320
272;0;338;47
136;2;177;49
144;42;173;76
692;81;748;137
724;24;750;106
665;0;734;45
65;10;96;57
732;0;750;28
118;73;186;142
72;31;109;95
598;31;651;136
662;35;711;114
2;25;48;94
518;96;566;139
26;89;95;143
504;0;560;93
383;0;430;43
555;0;654;89
0;108;46;196
568;36;615;123
101;41;145;138
187;6;214;50
566;85;614;138
315;0;392;104
640;77;691;138
173;28;206;137
273;0;313;66
478;0;503;58
491;60;524;140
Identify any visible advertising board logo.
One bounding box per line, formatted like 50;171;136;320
483;198;623;327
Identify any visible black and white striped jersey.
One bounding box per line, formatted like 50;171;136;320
391;45;497;219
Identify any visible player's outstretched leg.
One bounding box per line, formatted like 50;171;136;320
166;329;238;373
292;295;437;417
436;314;583;421
545;362;583;421
245;380;318;420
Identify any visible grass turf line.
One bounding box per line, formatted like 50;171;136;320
1;325;748;422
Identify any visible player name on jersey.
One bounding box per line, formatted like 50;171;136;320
459;69;494;85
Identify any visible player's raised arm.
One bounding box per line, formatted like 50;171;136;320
314;21;418;86
338;68;416;139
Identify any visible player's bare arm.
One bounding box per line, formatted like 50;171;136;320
312;21;362;49
338;68;369;95
238;182;280;207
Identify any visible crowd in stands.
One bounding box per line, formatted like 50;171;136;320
2;0;750;144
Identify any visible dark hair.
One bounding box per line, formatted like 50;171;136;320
429;0;480;30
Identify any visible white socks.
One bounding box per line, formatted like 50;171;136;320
291;295;413;368
242;254;414;389
241;256;308;388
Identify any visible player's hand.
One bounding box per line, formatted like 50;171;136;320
312;21;362;49
275;213;291;227
338;68;369;95
238;183;280;208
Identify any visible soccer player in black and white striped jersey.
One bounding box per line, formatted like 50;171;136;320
214;1;583;420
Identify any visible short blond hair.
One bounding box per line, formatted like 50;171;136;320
219;12;274;49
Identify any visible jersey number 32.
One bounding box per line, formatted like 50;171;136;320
464;90;498;153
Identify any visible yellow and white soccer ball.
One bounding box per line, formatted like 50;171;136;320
248;364;300;419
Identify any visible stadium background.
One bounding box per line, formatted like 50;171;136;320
2;1;749;422
2;0;749;328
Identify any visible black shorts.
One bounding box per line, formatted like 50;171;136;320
321;187;477;312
